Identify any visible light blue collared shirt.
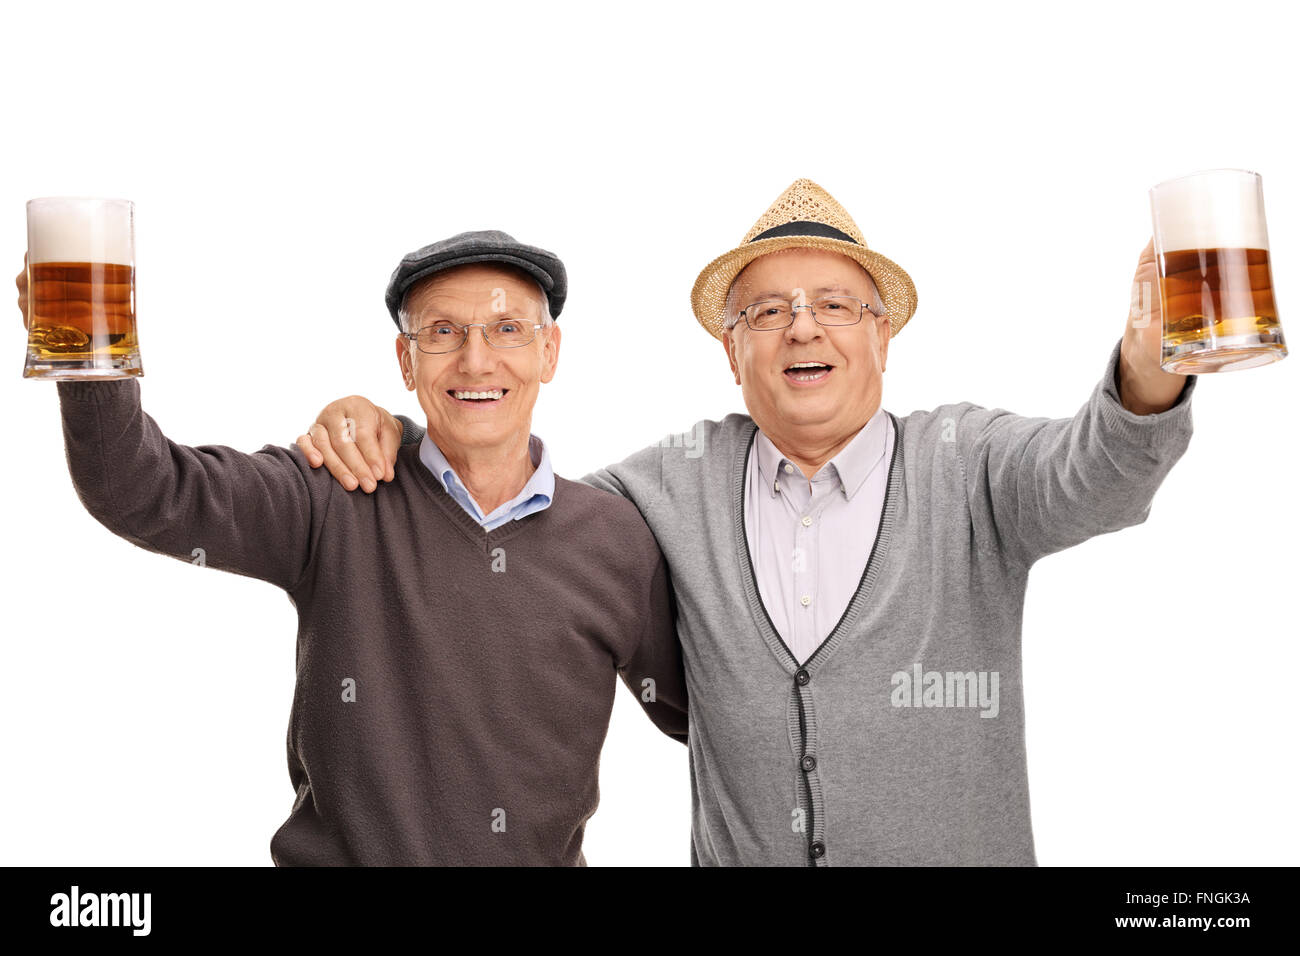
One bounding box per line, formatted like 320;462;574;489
418;432;554;531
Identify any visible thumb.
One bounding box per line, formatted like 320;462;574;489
1139;237;1156;266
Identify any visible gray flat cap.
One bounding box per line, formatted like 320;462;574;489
384;229;567;329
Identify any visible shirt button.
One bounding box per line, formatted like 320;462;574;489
801;515;812;527
800;595;812;607
783;463;795;474
794;668;811;686
810;841;826;860
800;754;817;773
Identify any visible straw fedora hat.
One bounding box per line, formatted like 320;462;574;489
690;178;917;341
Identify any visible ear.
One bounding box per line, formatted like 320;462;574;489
722;327;742;384
539;323;561;384
396;333;416;390
876;311;891;374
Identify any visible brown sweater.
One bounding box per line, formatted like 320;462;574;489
56;378;688;866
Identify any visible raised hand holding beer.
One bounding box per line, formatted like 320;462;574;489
1150;169;1286;374
1119;238;1189;415
21;197;142;379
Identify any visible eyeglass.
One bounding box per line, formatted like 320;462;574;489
736;295;882;332
402;318;547;354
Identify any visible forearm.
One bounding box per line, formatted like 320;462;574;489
58;378;318;590
960;336;1198;567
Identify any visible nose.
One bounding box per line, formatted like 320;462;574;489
457;325;498;373
785;307;823;344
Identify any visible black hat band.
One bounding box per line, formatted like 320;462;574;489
750;221;859;244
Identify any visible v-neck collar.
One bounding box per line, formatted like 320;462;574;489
402;443;544;550
732;412;904;674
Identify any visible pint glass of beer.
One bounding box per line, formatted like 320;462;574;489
1149;169;1286;374
23;197;142;379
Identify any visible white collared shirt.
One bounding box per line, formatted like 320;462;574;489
743;406;895;663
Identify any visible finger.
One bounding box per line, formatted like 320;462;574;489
295;431;325;468
350;409;389;482
377;409;401;482
322;417;377;493
17;252;29;330
307;423;362;491
1139;237;1156;264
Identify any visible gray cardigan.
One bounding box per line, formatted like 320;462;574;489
400;336;1197;865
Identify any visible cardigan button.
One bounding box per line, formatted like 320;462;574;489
795;668;811;686
800;754;817;773
809;841;826;860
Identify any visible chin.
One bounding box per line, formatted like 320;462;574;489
779;396;839;422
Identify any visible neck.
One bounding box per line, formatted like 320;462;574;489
433;429;536;515
770;434;856;480
763;407;879;480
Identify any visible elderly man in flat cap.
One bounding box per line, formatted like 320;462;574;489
301;180;1196;866
17;231;687;866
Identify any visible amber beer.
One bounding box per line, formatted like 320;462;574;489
1158;247;1278;355
1150;170;1286;374
23;198;142;379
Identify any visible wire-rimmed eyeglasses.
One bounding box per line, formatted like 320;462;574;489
735;295;884;332
402;318;548;354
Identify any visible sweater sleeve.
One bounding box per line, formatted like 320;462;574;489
577;438;668;512
956;336;1197;569
615;544;689;745
57;378;321;593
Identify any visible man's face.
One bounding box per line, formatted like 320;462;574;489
396;264;560;456
721;247;890;449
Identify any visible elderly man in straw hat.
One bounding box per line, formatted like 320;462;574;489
299;179;1196;866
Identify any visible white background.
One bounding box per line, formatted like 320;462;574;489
1;0;1296;866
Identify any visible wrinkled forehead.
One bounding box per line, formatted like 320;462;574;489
730;248;879;301
406;263;547;315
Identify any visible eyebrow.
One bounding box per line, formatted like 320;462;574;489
412;309;463;324
414;305;536;322
744;286;860;300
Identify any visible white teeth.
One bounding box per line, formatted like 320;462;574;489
786;362;830;382
452;389;504;400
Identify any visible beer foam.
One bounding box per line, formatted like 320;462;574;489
1150;170;1269;251
27;198;134;264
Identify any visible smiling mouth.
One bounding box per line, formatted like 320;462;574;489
784;362;833;383
447;388;509;405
